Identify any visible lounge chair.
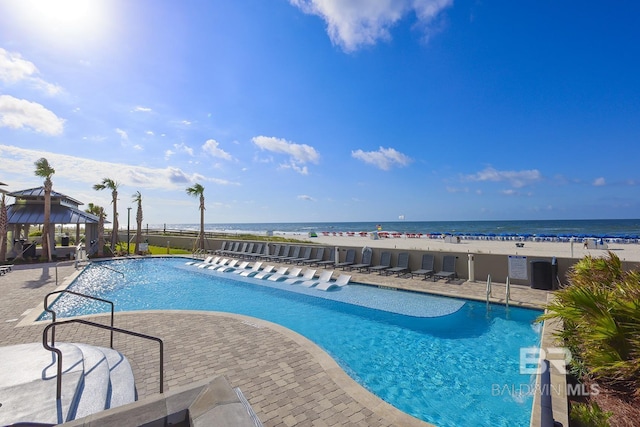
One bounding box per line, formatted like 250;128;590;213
312;248;336;268
235;261;263;275
299;270;333;287
190;255;214;266
280;246;301;263
385;252;409;277
260;244;281;261
222;242;240;256
249;265;275;278
316;274;351;291
271;245;292;262
212;259;240;272
347;249;372;272
289;246;312;264
247;243;264;260
238;243;254;258
301;248;324;265
434;255;457;282
335;248;356;269
282;268;316;285
197;257;221;268
368;251;391;274
257;266;287;280
214;241;229;255
226;261;250;272
410;254;434;280
268;267;302;281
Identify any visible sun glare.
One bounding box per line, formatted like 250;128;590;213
10;0;111;48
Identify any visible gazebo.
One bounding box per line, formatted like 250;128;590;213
5;187;102;259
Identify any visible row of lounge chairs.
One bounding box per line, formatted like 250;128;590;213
208;242;458;282
186;256;351;291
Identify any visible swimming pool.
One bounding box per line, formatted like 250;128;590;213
44;257;542;427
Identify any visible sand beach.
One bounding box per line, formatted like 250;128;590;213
295;233;640;263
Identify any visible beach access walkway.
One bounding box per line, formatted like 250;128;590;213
0;259;550;426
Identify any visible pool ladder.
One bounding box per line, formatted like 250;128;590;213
486;275;510;311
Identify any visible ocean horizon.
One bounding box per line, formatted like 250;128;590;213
150;218;640;239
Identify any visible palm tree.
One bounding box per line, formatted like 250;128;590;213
132;191;143;254
93;178;120;252
185;183;205;250
34;158;55;261
0;182;7;262
85;203;106;257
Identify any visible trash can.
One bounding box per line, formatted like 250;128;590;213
61;236;70;246
530;260;553;290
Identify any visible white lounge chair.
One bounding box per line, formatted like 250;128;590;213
226;261;250;272
197;257;222;268
211;259;240;272
235;261;263;275
246;264;273;278
299;270;333;288
254;265;279;279
282;268;316;285
268;267;302;282
316;274;351;291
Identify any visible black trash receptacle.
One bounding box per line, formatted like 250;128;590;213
530;260;553;290
61;236;70;246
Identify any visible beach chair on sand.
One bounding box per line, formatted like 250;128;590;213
385;252;409;277
410;254;434;280
347;249;372;272
368;251;391;274
316;274;351;291
434;255;457;282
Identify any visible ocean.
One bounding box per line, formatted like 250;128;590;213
152;219;640;239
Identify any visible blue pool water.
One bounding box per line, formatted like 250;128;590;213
44;257;542;427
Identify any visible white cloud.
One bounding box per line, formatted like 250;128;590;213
298;194;316;201
351;146;412;170
0;48;62;95
289;0;452;51
252;135;319;174
0;94;65;135
465;166;542;188
133;106;152;112
593;177;606;186
115;128;128;141
173;142;194;157
0;144;231;190
202;139;232;161
145;130;154;136
164;149;175;160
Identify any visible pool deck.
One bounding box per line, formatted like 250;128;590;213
1;258;551;426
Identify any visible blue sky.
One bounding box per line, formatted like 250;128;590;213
1;0;639;225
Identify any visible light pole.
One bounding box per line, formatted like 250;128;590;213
127;207;131;255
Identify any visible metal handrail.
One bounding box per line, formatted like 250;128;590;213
44;290;115;348
486;274;492;312
43;318;164;400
